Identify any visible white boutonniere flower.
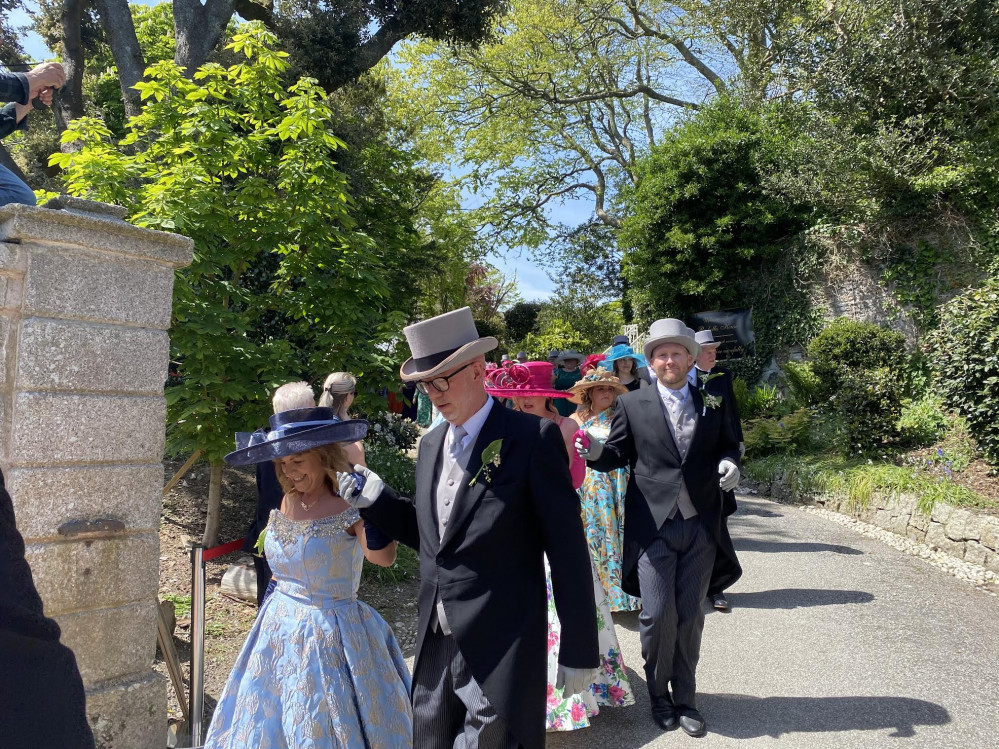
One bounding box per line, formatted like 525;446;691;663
698;371;724;416
469;439;503;487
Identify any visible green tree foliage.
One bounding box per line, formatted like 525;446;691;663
504;301;543;342
619;97;817;379
775;0;999;225
518;287;622;357
52;24;418;464
928;276;999;466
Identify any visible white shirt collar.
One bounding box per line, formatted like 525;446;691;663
688;366;711;386
449;395;494;448
656;379;690;403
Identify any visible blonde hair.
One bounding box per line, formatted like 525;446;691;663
274;443;353;496
319;372;357;418
272;381;316;413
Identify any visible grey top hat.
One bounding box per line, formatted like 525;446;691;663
548;350;560;360
515;351;528;361
400;307;499;381
556;349;583;365
694;330;721;348
501;354;511;361
643;319;700;361
612;334;630;346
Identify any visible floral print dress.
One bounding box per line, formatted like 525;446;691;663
579;408;641;612
544;554;634;731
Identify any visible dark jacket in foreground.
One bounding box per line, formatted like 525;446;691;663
587;384;743;597
0;469;95;749
362;404;598;749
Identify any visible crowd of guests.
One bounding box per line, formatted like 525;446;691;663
0;303;744;747
197;308;745;748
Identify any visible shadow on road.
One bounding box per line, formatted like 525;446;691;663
612;610;642;632
734;538;863;555
546;692;949;746
701;693;950;739
735;505;784;518
710;588;875;611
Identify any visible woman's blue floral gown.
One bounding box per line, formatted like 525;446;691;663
204;508;412;748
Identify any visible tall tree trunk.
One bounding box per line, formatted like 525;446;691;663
93;0;146;117
53;0;86;132
173;0;235;77
201;461;224;548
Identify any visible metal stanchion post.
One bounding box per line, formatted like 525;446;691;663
189;544;206;747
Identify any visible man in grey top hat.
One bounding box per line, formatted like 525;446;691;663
688;329;744;610
576;318;741;737
338;307;598;749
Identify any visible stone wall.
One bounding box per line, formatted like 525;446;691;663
809;491;999;576
0;198;192;749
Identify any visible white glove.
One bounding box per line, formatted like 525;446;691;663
556;665;597;697
718;459;740;492
574;430;603;461
739;441;746;459
336;465;384;509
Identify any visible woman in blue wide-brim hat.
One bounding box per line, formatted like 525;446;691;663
599;344;649;392
204;407;413;749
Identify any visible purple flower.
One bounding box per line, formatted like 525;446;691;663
778;422;786;429
937;447;945;458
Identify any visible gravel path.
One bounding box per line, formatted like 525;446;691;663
545;494;999;748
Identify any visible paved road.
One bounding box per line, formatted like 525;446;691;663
547;495;999;748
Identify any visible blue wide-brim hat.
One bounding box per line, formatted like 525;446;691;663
600;343;649;369
225;407;368;466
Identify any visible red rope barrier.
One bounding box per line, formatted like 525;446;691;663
201;537;245;562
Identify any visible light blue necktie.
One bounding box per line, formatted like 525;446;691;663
449;425;468;462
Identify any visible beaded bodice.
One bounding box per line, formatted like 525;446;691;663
264;508;363;607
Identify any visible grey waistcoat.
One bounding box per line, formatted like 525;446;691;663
660;392;699;521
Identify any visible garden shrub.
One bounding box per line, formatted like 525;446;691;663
364;441;416;497
363;411;418;495
833;368;905;457
743;385;783;419
897;393;951;448
365;411;420;452
807;317;908;400
732;376;750;418
927;275;999;467
743;408;813;457
782;360;821;407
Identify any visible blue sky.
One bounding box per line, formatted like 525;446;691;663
7;3;592;301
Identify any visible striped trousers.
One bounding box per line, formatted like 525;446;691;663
637;515;716;708
412;627;522;749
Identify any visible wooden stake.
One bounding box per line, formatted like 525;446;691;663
162;450;202;496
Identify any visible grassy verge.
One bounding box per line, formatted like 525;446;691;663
744;452;992;515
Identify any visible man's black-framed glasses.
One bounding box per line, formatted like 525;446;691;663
416;361;475;395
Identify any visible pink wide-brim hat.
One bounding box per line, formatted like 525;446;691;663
484;361;568;399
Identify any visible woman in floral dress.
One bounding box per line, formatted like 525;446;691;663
568;371;643;612
485;362;634;732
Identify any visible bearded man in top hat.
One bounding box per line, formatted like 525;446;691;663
576;319;741;738
338;307;598;749
688;329;744;611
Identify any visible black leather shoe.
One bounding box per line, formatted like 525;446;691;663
711;593;729;610
650;695;678;731
677;706;707;737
